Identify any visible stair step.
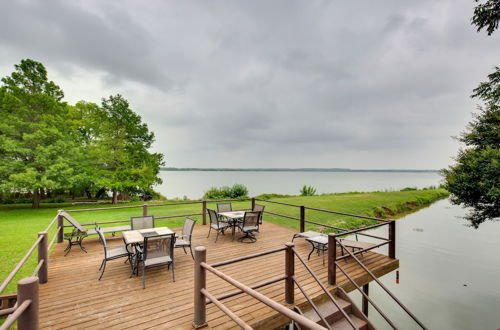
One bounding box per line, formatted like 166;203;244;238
330;314;367;330
302;296;351;325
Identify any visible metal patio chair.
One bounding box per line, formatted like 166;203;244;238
174;217;197;259
238;211;260;243
96;226;132;280
252;204;266;226
216;203;232;213
131;216;155;230
207;209;230;243
138;233;175;289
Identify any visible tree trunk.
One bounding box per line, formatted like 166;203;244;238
95;188;106;199
85;189;92;199
32;189;41;209
112;189;118;204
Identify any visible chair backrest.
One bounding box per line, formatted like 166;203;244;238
143;234;174;262
131;216;154;230
182;217;197;242
253;204;265;213
60;211;86;232
207;209;218;225
217;203;232;212
242;211;260;229
95;226;108;258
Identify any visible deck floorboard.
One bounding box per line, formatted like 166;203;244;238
39;221;398;329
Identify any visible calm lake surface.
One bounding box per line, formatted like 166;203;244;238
157;170;441;199
349;199;500;330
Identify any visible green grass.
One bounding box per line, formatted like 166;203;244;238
0;188;448;294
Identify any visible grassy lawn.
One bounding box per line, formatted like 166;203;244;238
0;188;448;294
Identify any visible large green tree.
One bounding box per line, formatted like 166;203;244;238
0;59;75;208
442;4;499;226
81;94;164;203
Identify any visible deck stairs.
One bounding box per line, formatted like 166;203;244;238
293;288;375;330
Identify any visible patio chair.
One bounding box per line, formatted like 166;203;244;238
252;204;265;226
139;234;175;289
96;226;132;280
131;216;154;230
216;203;232;213
174;217;197;259
207;209;230;243
238;211;260;243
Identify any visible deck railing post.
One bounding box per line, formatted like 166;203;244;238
193;246;207;328
389;220;396;259
251;197;255;210
202;201;207;225
362;283;369;316
57;211;64;243
299;206;305;233
328;234;337;285
17;276;39;330
285;242;295;305
142;204;148;216
37;232;48;284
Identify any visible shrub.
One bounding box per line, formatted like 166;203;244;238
203;184;249;199
400;187;417;191
300;185;317;196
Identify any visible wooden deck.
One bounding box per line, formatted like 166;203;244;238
39;222;399;329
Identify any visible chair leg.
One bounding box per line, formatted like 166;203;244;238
215;230;220;243
189;245;194;260
142;266;146;289
207;227;211;238
98;259;105;271
98;260;107;280
172;262;175;282
182;246;187;254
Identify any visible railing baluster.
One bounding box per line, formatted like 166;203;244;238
193;246;207;329
37;232;48;284
328;234;337;285
285;242;294;305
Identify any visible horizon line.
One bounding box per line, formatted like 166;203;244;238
161;167;440;173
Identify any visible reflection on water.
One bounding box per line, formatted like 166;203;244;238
349;199;500;330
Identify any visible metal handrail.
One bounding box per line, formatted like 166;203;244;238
0;235;44;294
293;276;332;330
201;262;327;330
292;248;357;330
0;299;31;330
336;239;427;329
210;276;287;303
201;288;253;330
335;263;397;329
211;247;286;267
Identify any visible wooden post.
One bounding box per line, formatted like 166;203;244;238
328;234;337;285
57;211;64;243
193;246;207;328
285;242;295;305
251;198;255;211
389;220;396;259
362;283;369;316
37;232;48;284
299;206;305;233
142;204;148;216
202;201;207;225
17;277;39;330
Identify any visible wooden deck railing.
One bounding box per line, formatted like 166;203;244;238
0;214;61;330
1;196;405;329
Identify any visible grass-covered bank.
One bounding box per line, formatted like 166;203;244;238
0;188;448;293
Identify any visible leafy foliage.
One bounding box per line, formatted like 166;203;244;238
472;0;500;35
300;185;317;196
442;66;499;227
203;184;249;199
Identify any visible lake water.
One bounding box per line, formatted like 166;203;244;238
349;199;500;329
156;170;442;199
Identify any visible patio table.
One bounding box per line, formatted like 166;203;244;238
217;211;245;241
123;227;175;276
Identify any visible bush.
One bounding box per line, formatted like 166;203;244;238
203;184;249;199
300;185;317;196
400;187;417;191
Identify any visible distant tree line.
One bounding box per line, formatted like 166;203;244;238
0;59;164;208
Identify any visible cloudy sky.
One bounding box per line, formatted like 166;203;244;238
1;0;498;169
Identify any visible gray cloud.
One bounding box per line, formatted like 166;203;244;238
0;0;498;169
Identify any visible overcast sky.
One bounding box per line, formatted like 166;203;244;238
1;0;498;169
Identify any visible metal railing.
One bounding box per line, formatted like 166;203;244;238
193;244;328;330
0;213;61;329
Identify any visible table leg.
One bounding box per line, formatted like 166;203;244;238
307;241;316;261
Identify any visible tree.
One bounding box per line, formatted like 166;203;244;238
90;94;164;203
442;69;500;227
0;59;75;208
472;0;500;35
